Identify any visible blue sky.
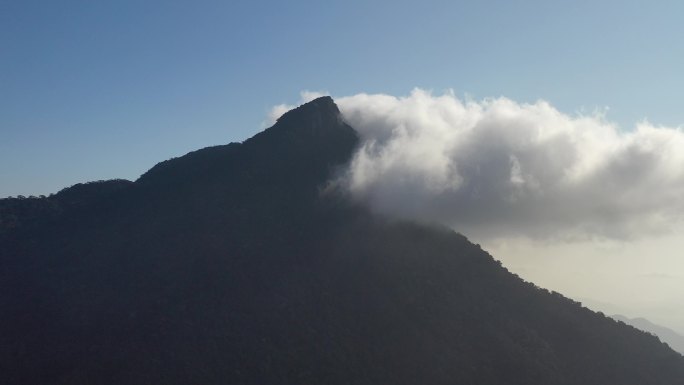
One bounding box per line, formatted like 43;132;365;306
2;0;683;197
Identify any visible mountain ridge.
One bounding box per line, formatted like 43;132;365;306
1;97;683;384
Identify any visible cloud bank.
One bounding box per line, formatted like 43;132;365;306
272;90;684;241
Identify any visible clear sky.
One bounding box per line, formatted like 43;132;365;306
3;1;684;333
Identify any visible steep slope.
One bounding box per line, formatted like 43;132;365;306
613;315;684;355
1;97;684;385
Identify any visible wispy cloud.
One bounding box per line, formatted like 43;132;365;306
636;273;681;280
271;89;684;241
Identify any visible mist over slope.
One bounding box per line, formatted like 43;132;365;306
1;97;684;384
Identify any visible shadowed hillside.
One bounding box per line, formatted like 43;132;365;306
1;97;684;384
613;315;684;355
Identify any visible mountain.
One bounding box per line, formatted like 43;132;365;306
2;97;684;384
613;315;684;355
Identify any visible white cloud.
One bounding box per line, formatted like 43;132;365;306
268;89;684;330
324;89;684;241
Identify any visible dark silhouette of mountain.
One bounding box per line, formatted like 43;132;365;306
2;96;684;384
613;315;684;355
0;179;132;235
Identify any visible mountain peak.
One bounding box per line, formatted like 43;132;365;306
137;96;357;189
277;96;338;119
275;96;342;131
5;96;684;385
